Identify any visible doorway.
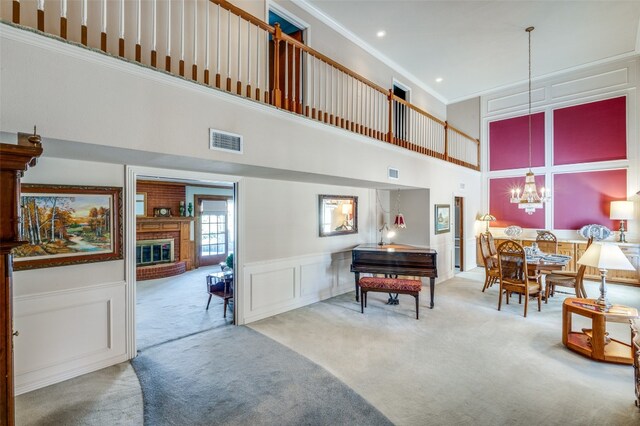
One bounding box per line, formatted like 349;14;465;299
132;175;236;353
195;195;233;267
454;197;464;272
268;10;306;111
393;82;410;141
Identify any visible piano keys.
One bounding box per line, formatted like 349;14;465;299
350;243;438;308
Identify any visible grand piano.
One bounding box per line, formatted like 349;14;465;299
350;243;438;308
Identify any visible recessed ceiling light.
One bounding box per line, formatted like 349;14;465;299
435;77;443;83
376;30;386;38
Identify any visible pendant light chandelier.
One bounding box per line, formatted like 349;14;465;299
393;190;406;229
509;26;549;215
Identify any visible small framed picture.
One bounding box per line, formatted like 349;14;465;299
153;207;172;217
435;204;451;234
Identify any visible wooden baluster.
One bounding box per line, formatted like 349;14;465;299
476;138;480;170
246;23;251;97
255;28;260;100
271;23;282;107
329;67;334;125
101;0;107;52
263;31;269;103
283;42;289;110
323;62;328;123
165;0;171;71
81;0;87;46
151;0;157;67
204;1;210;83
193;0;198;80
135;0;142;62
37;0;44;31
179;0;185;76
119;0;125;57
236;15;242;95
12;0;19;24
60;0;67;39
387;89;393;143
215;4;221;88
444;121;449;161
310;56;316;119
226;9;231;91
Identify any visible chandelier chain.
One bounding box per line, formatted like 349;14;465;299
527;26;533;171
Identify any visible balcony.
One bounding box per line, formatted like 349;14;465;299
4;0;479;170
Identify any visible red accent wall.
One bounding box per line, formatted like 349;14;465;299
489;175;546;229
553;96;626;165
553;169;627;230
489;112;545;171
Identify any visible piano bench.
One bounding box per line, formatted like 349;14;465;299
358;277;422;319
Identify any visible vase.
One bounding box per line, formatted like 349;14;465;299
187;202;193;217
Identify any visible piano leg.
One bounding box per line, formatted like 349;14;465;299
429;277;435;308
354;272;360;302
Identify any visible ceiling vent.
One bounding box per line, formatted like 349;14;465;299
209;129;243;154
388;167;399;180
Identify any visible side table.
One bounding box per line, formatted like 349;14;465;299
562;298;639;365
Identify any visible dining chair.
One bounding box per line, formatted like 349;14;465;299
479;233;500;292
544;237;593;300
487;232;498;256
497;240;542;317
536;231;558;254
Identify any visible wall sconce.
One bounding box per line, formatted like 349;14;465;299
610;201;634;243
479;213;496;233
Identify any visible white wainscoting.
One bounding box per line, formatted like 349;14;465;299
13;281;128;395
241;251;354;324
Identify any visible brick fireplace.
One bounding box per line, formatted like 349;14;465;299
136;217;194;281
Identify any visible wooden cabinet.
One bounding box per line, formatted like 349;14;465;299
477;236;639;286
557;242;576;272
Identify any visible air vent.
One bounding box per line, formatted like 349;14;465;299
388;167;399;180
209;129;243;154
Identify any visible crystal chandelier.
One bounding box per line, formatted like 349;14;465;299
509;26;549;215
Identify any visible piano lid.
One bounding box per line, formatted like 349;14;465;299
352;243;436;254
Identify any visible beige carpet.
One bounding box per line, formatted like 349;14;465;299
250;269;640;425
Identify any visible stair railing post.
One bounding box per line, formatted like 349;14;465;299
387;89;393;143
444;121;449;161
272;23;282;108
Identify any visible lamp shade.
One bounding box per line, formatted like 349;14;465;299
577;243;635;271
610;201;634;220
480;214;496;222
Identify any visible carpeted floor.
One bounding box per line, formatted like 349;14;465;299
136;265;231;350
250;269;640;425
131;325;392;425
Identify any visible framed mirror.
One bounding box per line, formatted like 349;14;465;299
319;195;358;237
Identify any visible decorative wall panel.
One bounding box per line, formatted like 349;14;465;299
553;96;626;165
553;169;627;230
489;112;545;171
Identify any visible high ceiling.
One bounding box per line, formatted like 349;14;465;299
301;0;640;104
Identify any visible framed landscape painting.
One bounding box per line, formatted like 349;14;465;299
435;204;451;234
12;184;123;270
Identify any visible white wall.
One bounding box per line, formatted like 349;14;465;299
13;158;127;395
392;189;430;247
2;24;482;393
447;97;481;140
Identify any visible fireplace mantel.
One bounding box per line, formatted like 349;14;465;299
136;216;194;272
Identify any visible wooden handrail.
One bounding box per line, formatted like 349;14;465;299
391;94;446;126
210;0;274;34
447;124;479;145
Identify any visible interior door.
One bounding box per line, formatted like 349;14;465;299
196;196;231;267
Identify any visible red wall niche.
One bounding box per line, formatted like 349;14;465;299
553;169;627;230
489;112;545;171
553;96;626;165
489;175;546;229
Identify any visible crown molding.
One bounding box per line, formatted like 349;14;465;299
289;0;448;105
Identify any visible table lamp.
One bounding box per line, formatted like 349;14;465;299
610;200;634;243
577;243;635;310
479;213;496;233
